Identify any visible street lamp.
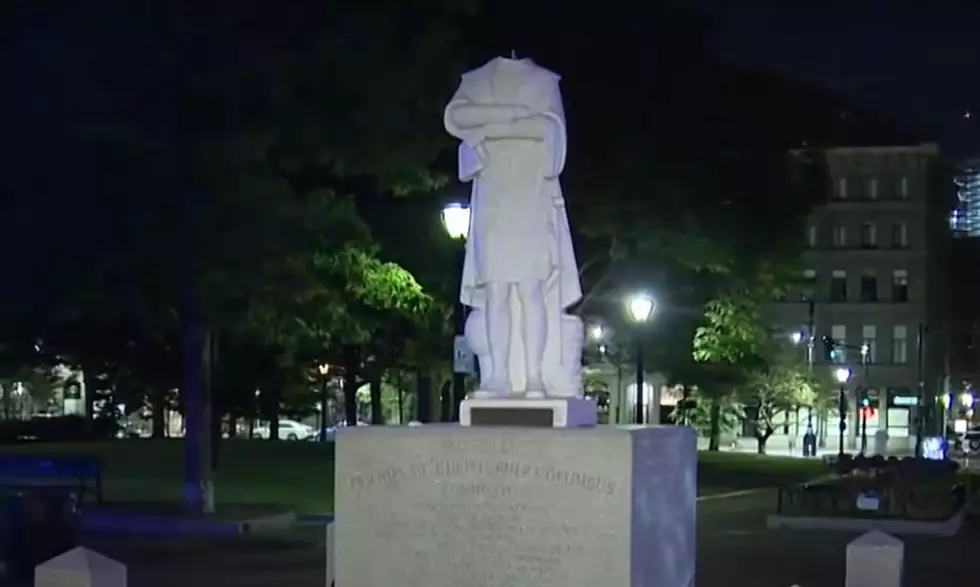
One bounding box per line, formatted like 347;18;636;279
317;363;330;442
834;366;851;457
790;331;803;345
627;293;656;424
442;202;471;422
441;203;470;240
590;324;605;341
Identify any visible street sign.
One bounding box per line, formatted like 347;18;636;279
452;335;475;374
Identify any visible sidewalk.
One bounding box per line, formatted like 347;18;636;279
699;438;915;459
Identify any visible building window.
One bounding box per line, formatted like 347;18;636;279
831;325;847;362
860;271;878;302
899;177;909;199
831;270;847;302
862;325;877;363
860;223;877;248
892;269;908;302
868;177;878;200
891;222;908;248
801;269;816;301
806;225;817;248
892;325;908;364
833;226;847;248
837;177;848;200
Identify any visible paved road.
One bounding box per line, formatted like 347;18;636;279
10;496;977;587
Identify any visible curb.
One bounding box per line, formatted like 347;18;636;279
297;513;334;524
80;509;297;536
697;488;770;502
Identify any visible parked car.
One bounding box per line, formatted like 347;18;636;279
960;425;980;451
253;419;315;441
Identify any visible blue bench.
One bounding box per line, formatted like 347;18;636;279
0;455;103;504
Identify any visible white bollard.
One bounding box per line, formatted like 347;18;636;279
35;546;127;587
845;530;903;587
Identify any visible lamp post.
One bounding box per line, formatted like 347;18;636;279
441;202;471;422
834;366;851;457
791;330;817;455
627;293;656;424
317;363;330;442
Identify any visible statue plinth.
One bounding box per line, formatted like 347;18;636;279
460;396;597;428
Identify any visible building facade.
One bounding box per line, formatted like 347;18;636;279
768;144;952;453
950;158;980;237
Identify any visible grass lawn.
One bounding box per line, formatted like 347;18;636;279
0;440;827;513
697;451;827;496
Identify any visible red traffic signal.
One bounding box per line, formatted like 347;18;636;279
860;406;876;419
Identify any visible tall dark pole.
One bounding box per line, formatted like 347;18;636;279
806;300;816;447
450;244;467;421
837;384;846;458
635;342;644;424
860;407;868;455
319;377;329;441
915;322;925;458
861;354;870;454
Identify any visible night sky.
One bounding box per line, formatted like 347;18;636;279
688;1;980;156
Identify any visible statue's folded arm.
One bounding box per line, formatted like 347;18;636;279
446;102;532;131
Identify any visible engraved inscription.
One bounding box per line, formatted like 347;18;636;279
341;440;623;587
348;458;617;496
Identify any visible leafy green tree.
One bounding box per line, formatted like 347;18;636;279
738;341;821;455
687;294;768;450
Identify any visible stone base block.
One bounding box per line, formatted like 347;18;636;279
335;424;696;587
459;397;597;427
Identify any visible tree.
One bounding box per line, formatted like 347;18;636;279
0;0;478;514
687;294;769;450
738;341;822;455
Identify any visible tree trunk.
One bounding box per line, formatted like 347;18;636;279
150;388;166;438
268;383;281;441
82;369;97;420
182;313;214;514
756;426;774;455
439;379;451;422
343;348;359;426
369;378;384;424
415;372;431;423
708;398;722;451
396;371;405;424
209;400;222;471
227;413;239;438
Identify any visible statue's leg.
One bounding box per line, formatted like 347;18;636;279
482;282;512;395
516;280;546;395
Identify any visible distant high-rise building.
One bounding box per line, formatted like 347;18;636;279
951;159;980;236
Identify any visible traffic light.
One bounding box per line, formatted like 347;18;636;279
858;388;871;408
822;335;843;362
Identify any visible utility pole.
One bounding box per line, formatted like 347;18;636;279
914;322;926;458
805;300;818;456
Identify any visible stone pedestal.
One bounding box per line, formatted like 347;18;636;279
335;424;696;587
459;397;597;427
845;530;903;587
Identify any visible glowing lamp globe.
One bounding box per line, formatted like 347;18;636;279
441;203;470;239
834;367;851;384
627;294;655;323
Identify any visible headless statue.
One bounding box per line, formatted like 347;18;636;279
444;56;584;398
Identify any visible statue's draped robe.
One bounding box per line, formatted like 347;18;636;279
444;58;582;395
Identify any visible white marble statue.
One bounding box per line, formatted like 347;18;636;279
444;57;583;399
